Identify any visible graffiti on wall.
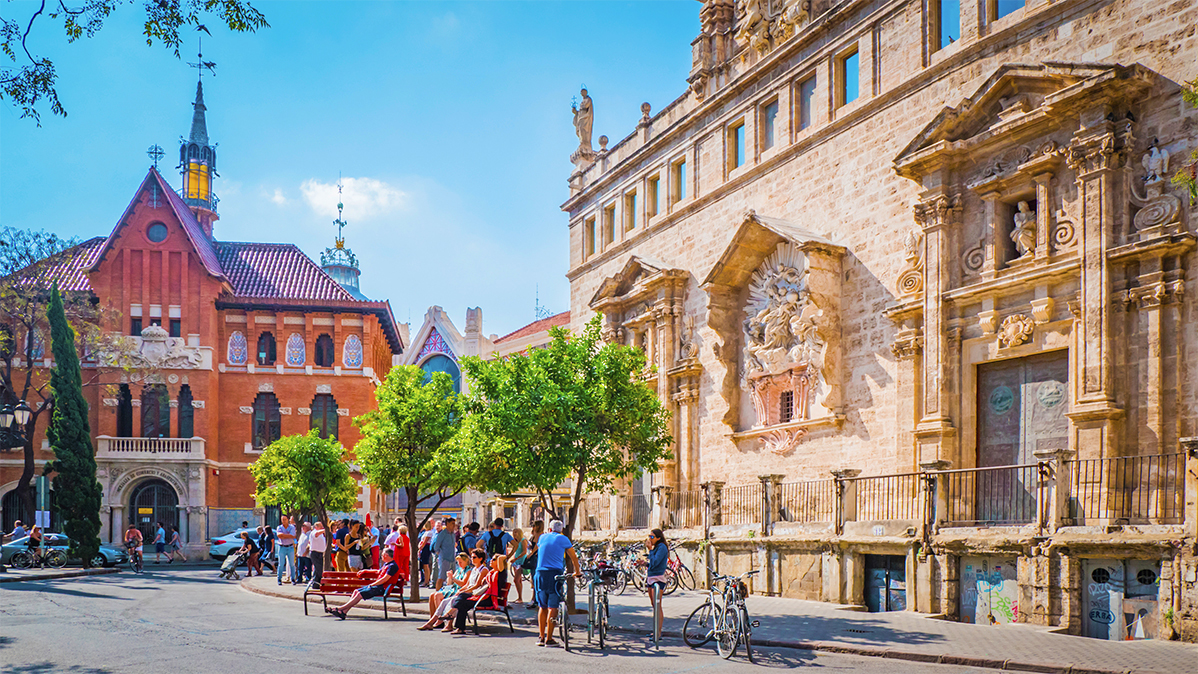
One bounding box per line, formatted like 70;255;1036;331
960;556;1019;625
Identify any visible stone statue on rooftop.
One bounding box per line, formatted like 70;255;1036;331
572;88;594;153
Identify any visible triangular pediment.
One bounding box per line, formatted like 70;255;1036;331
702;210;843;290
588;255;680;308
402;306;464;366
88;168;227;285
894;63;1156;177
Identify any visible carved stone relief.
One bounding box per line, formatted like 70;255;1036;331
897;230;924;296
1131;144;1182;231
258;382;274;393
998;314;1036;347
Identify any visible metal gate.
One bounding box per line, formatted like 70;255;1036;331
864;554;906;612
977;351;1068;522
130;479;178;541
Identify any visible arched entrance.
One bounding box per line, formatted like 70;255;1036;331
2;488;32;534
129;479;178;541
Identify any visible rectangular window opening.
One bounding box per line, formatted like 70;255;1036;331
838;48;860;108
131;318;143;336
779;390;795;424
648;176;660;217
761;101;778;151
603;205;616;247
625;191;638;231
934;0;961;50
798;76;816;131
730;121;746;169
673;159;687;203
994;0;1025;20
584;217;596;258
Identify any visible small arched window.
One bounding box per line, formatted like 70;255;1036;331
177;385;194;438
257;332;277;366
314;334;335;367
141;384;170;439
310;394;338;440
252;392;281;450
421;354;461;393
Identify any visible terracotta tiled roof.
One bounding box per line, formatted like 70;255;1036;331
89;168;227;283
10;236;106;292
494;311;570;344
214;241;357;301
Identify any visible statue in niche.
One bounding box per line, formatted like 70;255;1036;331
1011;201;1037;257
572;88;594;153
1142;144;1169;184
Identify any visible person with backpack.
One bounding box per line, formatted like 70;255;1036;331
460;522;480;555
483;518;513;563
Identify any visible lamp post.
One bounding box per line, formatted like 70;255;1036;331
0;399;32;450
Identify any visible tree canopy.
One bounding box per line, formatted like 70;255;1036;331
248;430;357;529
355;365;478;599
2;0;268;124
455;314;673;537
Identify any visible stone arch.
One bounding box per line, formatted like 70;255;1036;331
110;467;190;507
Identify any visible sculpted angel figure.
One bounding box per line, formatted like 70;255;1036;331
1142;144;1169;183
1011;201;1037;256
572;88;594;152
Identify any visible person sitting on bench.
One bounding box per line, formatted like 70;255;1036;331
326;548;400;620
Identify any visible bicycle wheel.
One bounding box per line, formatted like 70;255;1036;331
740;607;754;663
11;551;33;569
716;605;740;660
597;595;607;649
559;602;571;651
630;567;646;592
587;585;595;644
45;550;68;569
677;565;696;591
683;601;715;648
663;570;679;596
611;569;629;596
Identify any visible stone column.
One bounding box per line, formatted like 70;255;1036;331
1033;172;1054;261
651;485;673;529
609;493;622;534
918;460;950;537
110;505;125;542
1033;448;1074;533
703;481;725;528
913;193;961;466
99;505;113;544
758;474;784;536
831;469;861;535
1065;121;1123;459
1183;438;1198;542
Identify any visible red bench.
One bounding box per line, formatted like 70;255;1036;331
470;581;514;634
302;571;406;619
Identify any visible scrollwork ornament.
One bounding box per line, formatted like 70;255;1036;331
759;428;808;456
962;241;985;273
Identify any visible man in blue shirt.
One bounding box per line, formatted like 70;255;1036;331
534;520;580;647
460;522;480;554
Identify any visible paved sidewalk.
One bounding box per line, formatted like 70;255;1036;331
239;575;1196;674
0;566;119;583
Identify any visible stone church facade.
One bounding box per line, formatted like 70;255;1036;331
564;0;1198;640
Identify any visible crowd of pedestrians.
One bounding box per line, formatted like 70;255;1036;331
226;511;667;648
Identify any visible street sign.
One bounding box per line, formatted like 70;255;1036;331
138;507;154;514
36;475;49;511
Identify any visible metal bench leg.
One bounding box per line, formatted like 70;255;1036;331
472;609;479;635
303;591;309;616
505;607;514;633
400;594;407;617
383;596;388;620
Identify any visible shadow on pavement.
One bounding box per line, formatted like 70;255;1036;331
3;663;114;674
0;584;131;601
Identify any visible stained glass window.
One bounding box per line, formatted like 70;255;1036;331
227;331;248;365
286;333;306;367
343;334;363;368
417;328;450;360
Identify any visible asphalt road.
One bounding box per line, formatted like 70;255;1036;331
0;569;991;674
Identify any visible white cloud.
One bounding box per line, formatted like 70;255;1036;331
301;177;407;220
269;188;287;206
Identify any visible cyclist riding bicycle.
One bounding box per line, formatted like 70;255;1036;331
124;523;144;570
25;525;45;565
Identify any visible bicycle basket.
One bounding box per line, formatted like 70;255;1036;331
598;567;622;585
737;580;749;599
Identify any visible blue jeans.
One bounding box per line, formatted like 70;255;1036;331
276;545;297;582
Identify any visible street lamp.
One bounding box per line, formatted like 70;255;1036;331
0;399;31;449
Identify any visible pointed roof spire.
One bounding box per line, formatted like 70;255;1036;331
189;79;209;146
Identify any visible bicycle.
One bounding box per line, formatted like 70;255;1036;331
554;573;577;651
683;569;758;661
10;546;67;570
668;544;696;591
124;541;143;573
583;565;614;648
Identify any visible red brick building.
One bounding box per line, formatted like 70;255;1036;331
1;80;403;555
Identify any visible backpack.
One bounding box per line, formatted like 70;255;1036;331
485;530;506;559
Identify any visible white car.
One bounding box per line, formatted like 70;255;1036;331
208;529;258;560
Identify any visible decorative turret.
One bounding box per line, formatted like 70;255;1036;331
321;181;367;300
179;53;219;235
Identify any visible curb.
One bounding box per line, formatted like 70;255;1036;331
0;567;121;584
237;581;1159;674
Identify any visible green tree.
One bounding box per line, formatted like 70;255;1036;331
355;365;473;600
1171;78;1198;204
2;0;269;124
248;430;357;547
44;283;102;567
456;314;673;539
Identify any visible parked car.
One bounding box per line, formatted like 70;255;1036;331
1;533;129;567
209;529;258;560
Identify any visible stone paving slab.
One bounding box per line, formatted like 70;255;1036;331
239;576;1196;674
0;567;120;583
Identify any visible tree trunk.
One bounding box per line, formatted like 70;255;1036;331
16;421;37;528
406;486;421;601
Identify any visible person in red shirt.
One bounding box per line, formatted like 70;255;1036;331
327;548;401;619
384;519;411;583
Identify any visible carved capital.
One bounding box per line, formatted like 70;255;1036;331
890;327;923;360
912;193;962;231
1030;297;1055;324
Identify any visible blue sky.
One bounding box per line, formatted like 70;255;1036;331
2;0;696;338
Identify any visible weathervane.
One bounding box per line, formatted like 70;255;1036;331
147;144;164;168
333;177;347;248
187;36;217;79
